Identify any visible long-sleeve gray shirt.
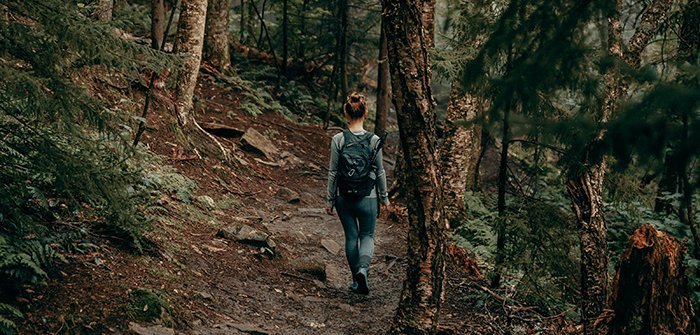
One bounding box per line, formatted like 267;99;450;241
326;130;389;208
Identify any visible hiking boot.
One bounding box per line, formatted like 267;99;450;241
354;267;369;295
349;279;358;292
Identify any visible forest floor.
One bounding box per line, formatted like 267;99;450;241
19;71;576;335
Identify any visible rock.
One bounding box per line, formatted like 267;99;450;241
240;128;279;159
281;211;293;221
297;208;325;216
279;151;303;168
216;223;275;251
290;256;326;281
199;122;244;138
195;291;213;300
320;239;341;255
292;231;307;243
195;195;216;209
276;187;300;203
128;322;175;335
300;192;318;205
229;323;270;335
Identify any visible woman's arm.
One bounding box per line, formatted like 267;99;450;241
374;147;389;205
326;135;341;209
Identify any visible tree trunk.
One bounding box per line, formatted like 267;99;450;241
374;21;390;134
256;0;267;49
382;1;446;334
679;0;699;64
174;0;208;126
297;0;309;60
419;0;434;48
608;225;696;335
94;0;113;21
492;98;511;288
239;0;256;45
565;2;622;331
204;0;232;71
390;0;435;199
151;0;166;49
440;82;482;227
281;0;289;77
338;0;349;101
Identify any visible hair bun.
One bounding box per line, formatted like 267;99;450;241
344;92;367;120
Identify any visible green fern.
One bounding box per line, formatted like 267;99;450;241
0;300;23;335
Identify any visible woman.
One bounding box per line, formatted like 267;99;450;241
326;92;389;295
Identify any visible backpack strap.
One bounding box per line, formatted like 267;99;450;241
370;132;389;162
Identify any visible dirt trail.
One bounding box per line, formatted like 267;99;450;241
187;199;407;335
160;76;407;335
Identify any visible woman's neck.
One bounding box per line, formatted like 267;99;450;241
348;121;364;132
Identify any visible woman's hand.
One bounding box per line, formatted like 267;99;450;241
325;207;334;215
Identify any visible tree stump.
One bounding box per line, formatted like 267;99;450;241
609;224;696;335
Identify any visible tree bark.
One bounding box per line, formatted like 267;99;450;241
174;0;208;126
565;2;622;331
391;0;435;199
374;21;390;134
94;0;113;21
204;0;231;72
382;1;446;334
440;83;482;227
419;0;435;48
608;225;696;335
151;0;166;49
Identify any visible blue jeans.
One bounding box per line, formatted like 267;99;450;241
335;196;377;275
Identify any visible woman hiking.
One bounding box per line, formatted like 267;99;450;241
325;92;389;295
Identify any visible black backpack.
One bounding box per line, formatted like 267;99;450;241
337;130;384;201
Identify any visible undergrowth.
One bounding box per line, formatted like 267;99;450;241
0;1;178;332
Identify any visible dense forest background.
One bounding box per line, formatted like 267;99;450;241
0;0;698;334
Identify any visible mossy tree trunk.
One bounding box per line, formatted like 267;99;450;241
174;0;208;126
204;0;232;71
382;0;446;334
